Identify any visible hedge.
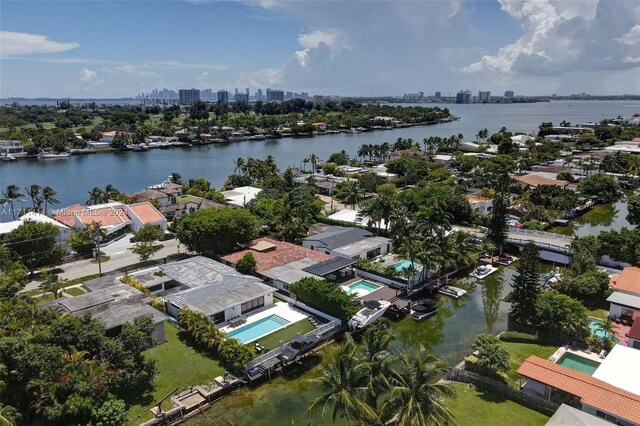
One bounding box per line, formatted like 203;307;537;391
499;331;541;344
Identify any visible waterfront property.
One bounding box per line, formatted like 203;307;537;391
221;186;262;207
54;201;167;235
556;352;601;376
608;267;640;324
0;139;27;158
0;211;71;249
42;276;168;340
221;237;331;293
342;279;382;296
160;256;275;326
301;225;393;260
513;173;571;190
592;345;640;396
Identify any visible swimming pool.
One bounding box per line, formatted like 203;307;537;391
393;259;421;272
344;280;382;296
556;352;601;375
588;319;620;343
226;314;290;344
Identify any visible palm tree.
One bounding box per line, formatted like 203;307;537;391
233;157;246;175
357;144;369;162
87;221;107;276
0;404;20;426
1;185;24;220
341;182;361;209
381;348;454;426
104;184;120;201
380;142;391;161
42;186;59;214
86;187;105;205
597;318;616;342
627;155;640;177
307;336;378;424
309;153;319;175
25;184;43;209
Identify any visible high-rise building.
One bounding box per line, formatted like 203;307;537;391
178;89;201;105
217;90;229;103
504;90;514;99
267;89;284;102
245;88;250;99
435;91;441;99
478;91;491;103
456;90;471;104
235;93;249;105
301;92;309;99
403;93;423;102
285;91;293;100
201;89;213;100
257;89;264;100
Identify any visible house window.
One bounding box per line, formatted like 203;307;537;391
367;247;381;258
211;311;224;324
241;296;264;314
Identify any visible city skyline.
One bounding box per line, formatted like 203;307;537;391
1;0;639;98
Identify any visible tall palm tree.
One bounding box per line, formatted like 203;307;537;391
104;184;120;201
42;186;59;214
233;157;246;175
86;187;105;206
1;185;24;220
307;336;378;424
357;144;369;162
87;221;107;276
597;318;616;342
381;348;454;426
0;404;20;426
341;182;361;209
309;153;319;175
25;184;43;209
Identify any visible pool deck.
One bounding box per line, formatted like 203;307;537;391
220;303;309;343
548;345;603;365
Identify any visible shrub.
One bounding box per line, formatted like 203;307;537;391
236;252;257;275
289;277;360;322
499;331;541;344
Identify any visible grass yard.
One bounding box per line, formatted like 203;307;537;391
448;383;549;426
252;318;315;351
586;308;609;319
65;286;86;296
35;293;64;303
126;323;226;425
501;340;557;385
90;255;111;264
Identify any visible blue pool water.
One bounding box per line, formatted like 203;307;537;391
588;319;620;343
346;280;382;295
226;314;290;344
393;259;421;272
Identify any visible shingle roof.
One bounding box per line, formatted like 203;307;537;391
627;319;640;340
135;189;169;200
302;226;373;250
221;237;330;272
546;404;610;426
610;266;640;295
517;356;640;424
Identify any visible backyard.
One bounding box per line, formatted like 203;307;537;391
448;383;550;426
126;323;226;425
252;318;316;351
500;338;557;385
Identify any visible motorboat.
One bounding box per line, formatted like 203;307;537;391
497;254;517;265
38;152;70;159
348;300;391;330
543;267;562;288
471;264;499;279
438;285;467;299
410;298;437;321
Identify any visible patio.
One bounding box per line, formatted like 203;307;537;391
219;302;309;338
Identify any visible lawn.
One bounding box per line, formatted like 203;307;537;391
252;318;315;351
501;339;557;385
126;323;226;425
35;293;64;303
586;307;609;319
447;383;549;426
65;286;86;296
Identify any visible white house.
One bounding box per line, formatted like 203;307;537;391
302;226;393;260
0;140;28;158
466;195;493;215
221;186;262;207
100;131;117;143
607;267;640;322
0;212;71;250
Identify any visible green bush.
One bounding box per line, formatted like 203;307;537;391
499;331;541;344
289;277;360;322
236;252;257;275
464;356;509;384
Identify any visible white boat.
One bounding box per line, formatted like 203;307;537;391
348;300;391;330
471;264;499;279
38;152;70;159
410;298;437;321
439;285;467;299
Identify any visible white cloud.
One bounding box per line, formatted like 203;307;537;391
298;29;349;51
616;25;640;46
78;68;104;90
236;68;283;88
0;31;79;58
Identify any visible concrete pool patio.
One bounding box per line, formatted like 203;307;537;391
219;302;309;344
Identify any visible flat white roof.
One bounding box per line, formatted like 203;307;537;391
328;209;387;230
592;344;640;396
0;212;70;235
221;186;262;207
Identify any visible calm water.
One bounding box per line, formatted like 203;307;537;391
549;196;634;237
185;266;522;426
1;100;638;220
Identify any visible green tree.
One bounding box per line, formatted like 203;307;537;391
25;184;43;209
339;181;361;209
559;270;611;301
0;247;29;297
470;334;510;380
87;222;107;276
290;277;360;321
508;241;541;327
536;290;588;339
86;187;106;205
626;194;640;225
579;174;619;201
357;172;379;193
130;224;164;261
91;398;128;426
176;208;257;255
236;252;257;275
4;221;65;272
1;184;24;220
327;150;349;166
486;174;510;252
42;186;60;214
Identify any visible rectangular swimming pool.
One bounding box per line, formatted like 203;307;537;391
556;352;601;376
344;280;382;296
226;314;290;344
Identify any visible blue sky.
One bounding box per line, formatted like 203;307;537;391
1;0;639;97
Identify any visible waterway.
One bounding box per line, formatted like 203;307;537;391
1;100;638;220
548;196;634;237
183;263;558;426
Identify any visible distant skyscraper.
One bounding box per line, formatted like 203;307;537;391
504;90;514;99
267;89;284;102
435;91;441;99
257;89;264;100
235;93;249;105
217;90;229;103
478;91;491;103
178;88;201;105
285;91;293;100
301;92;309;99
456;89;471;104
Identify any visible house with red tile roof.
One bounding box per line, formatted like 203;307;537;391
514;173;570;189
627;320;640;350
221;237;332;293
54;201;167;235
517;355;640;425
608;267;640;324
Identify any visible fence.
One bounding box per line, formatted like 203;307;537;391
445;368;559;417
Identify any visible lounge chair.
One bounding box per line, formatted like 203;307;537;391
585;345;592;354
598;350;607;358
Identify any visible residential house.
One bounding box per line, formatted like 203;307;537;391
466;195;493;215
514;173;570;190
160;256;275;325
42;276;168;340
54;202;167;235
302;226;393;260
0;140;28;158
221;237;331;293
221;186;262;207
0;211;71;250
100;131;117;143
608;267;640;324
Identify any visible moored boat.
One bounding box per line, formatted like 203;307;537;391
410;298;437;320
348;300;391;330
438;285;467;299
38;152;70;159
471;264;499;279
